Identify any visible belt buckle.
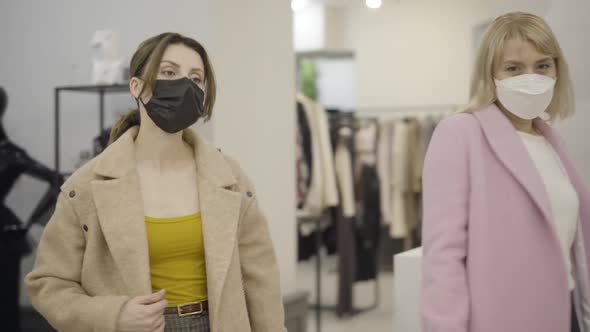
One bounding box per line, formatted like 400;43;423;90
177;301;204;317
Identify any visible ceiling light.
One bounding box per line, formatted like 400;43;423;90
366;0;382;9
291;0;309;12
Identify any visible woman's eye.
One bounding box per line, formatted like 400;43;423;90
538;63;551;70
506;66;519;72
161;70;176;77
191;77;202;84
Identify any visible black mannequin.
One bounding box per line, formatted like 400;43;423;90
0;86;63;331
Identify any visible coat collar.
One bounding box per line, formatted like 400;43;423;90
473;104;556;226
93;126;237;188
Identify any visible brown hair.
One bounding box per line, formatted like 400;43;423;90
108;32;217;144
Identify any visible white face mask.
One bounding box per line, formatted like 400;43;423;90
494;74;556;120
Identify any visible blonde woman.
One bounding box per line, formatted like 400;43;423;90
421;12;590;332
26;33;286;332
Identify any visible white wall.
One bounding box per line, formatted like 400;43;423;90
315;57;357;111
207;1;297;295
0;0;296;305
293;3;326;51
331;0;491;109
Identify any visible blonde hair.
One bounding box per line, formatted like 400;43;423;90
461;12;574;121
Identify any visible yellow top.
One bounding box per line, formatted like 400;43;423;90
145;212;208;306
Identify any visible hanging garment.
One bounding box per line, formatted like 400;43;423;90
297;101;313;189
391;120;410;238
354;120;378;202
406;119;421;232
297;94;339;216
377;121;395;226
334;128;356;218
296;128;307;208
296;101;313;208
355;120;378;168
355;165;381;281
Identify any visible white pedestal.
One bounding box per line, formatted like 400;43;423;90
393;247;423;332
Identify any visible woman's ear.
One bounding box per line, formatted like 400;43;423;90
129;77;144;99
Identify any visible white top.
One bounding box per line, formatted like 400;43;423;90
518;131;580;290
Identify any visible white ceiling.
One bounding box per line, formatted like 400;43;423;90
312;0;359;7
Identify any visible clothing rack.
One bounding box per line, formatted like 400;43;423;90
297;210;380;332
357;105;456;120
357;104;460;113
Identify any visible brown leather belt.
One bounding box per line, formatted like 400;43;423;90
164;300;208;317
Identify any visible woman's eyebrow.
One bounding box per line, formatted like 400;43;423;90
160;60;180;68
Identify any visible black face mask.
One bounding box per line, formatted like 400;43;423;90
139;77;205;134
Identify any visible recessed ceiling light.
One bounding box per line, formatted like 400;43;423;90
366;0;382;9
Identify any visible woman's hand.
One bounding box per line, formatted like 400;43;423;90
117;289;168;332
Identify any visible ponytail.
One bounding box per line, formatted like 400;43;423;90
108;109;140;145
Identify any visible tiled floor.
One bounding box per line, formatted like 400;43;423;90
297;254;394;332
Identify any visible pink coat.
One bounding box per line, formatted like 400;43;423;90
421;104;590;332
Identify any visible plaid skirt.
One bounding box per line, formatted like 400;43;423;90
164;311;210;332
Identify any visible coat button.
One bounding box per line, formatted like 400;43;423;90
246;191;253;198
83;225;88;232
69;190;76;198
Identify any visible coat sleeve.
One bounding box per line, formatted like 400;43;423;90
421;117;471;332
25;191;130;332
232;168;287;332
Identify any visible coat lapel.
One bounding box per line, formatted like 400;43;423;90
536;119;590;266
183;130;241;318
473;105;555;226
88;126;242;315
90;127;152;296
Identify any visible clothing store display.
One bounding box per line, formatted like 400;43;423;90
334;128;356;218
355;165;381;281
164;311;210;332
140;77;205;133
495;74;556;120
354;120;378;168
421;104;590;332
146;212;208;306
296;101;312;208
374;115;443;241
26;126;286;332
519;131;580;290
390;121;409;238
377;121;394;227
413;116;436;192
297;93;339;216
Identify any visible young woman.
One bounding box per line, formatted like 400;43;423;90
421;12;590;332
26;33;286;332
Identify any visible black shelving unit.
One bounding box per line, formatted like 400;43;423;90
54;84;129;173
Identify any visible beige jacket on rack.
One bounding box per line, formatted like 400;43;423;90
297;93;339;216
391;119;421;238
377;120;394;227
